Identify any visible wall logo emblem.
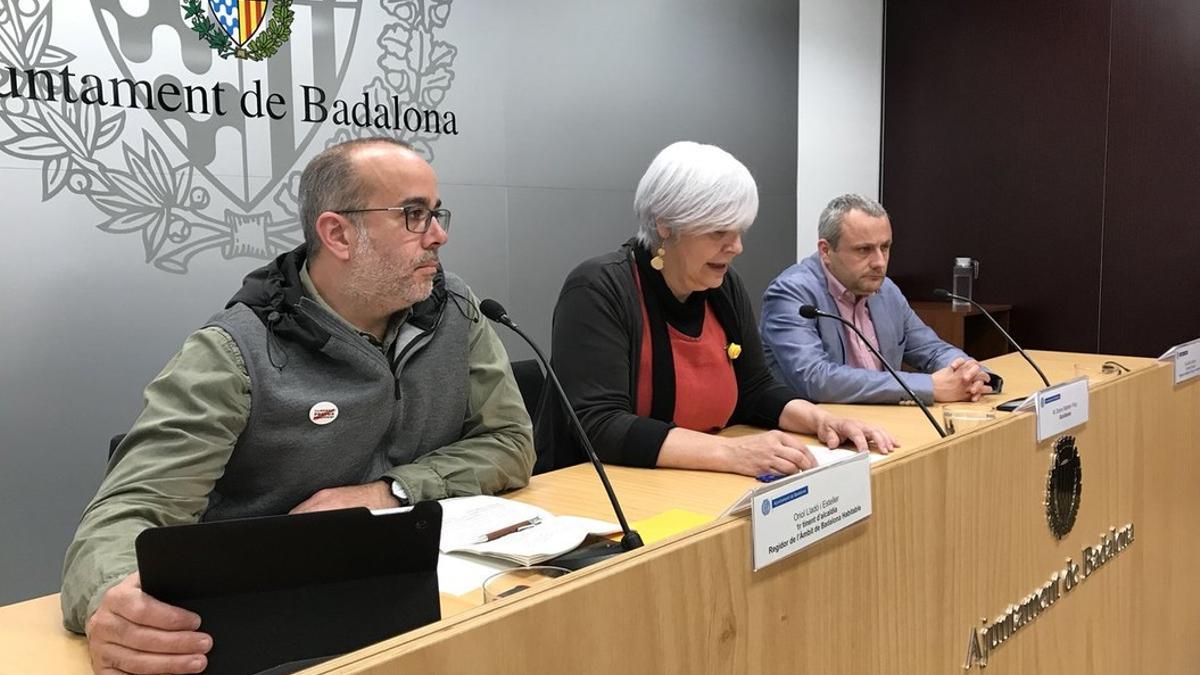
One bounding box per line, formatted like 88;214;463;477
0;0;458;274
183;0;295;61
1045;435;1082;539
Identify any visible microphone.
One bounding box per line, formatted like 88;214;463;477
479;299;644;567
798;304;947;437
932;289;1050;388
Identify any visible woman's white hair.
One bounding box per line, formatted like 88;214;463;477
633;141;759;248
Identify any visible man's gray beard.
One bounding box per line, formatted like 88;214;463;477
345;235;436;312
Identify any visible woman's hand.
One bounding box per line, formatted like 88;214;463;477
780;400;899;455
813;414;899;454
719;430;818;477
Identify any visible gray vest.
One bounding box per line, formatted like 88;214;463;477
201;274;476;520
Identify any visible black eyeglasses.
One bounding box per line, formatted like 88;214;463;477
334;205;451;233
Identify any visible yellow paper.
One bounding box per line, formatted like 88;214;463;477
630;508;714;545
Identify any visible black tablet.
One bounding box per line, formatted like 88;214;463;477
136;501;442;675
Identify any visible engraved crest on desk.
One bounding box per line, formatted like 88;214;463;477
1045;435;1082;539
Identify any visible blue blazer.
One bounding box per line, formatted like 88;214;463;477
759;253;970;404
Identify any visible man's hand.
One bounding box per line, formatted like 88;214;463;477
933;357;992;402
814;414;899;454
289;481;401;514
86;572;211;675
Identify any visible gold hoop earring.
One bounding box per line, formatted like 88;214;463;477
650;246;665;271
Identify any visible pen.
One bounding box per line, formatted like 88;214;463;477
472;516;542;544
756;474;785;483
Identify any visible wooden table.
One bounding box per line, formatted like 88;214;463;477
910;300;1013;360
2;351;1196;674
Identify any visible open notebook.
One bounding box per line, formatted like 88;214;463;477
438;495;620;566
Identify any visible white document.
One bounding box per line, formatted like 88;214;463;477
437;552;517;596
750;451;872;571
438;495;619;566
438;496;547;551
807;445;888;467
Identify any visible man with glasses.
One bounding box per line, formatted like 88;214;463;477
759;193;999;404
61;138;534;675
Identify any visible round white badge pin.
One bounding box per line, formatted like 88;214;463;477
309;401;339;425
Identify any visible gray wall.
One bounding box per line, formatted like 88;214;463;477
0;0;797;604
797;0;883;257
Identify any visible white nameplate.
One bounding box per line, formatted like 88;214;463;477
1034;376;1089;442
750;452;871;571
1159;338;1200;385
1013;394;1036;412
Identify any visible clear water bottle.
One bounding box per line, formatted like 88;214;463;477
952;257;979;311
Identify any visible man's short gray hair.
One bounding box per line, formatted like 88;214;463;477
299;137;415;257
633;141;759;249
818;193;888;249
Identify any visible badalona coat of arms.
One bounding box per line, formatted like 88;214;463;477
184;0;295;61
0;0;458;273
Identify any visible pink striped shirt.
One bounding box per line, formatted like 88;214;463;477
822;263;884;371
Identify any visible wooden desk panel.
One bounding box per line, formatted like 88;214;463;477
0;595;89;675
304;352;1194;674
2;351;1193;674
0;587;482;675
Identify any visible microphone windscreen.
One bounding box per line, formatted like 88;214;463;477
798;304;819;319
479;299;507;322
932;288;951;299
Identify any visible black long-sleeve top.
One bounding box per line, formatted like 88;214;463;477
533;240;795;473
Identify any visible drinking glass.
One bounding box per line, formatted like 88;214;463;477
943;407;997;434
482;566;570;603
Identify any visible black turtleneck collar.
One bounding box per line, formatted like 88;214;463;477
632;242;705;338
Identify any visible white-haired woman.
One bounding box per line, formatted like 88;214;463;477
533;141;897;475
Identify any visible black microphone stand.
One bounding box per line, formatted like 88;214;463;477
799;305;947;437
481;301;643;569
932;289;1050;388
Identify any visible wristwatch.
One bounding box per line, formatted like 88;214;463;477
386;478;411;506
